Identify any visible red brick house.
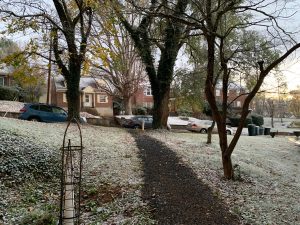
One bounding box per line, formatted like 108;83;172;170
51;75;114;116
129;81;247;114
215;81;247;110
132;84;154;109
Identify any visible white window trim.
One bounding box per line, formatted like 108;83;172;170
97;94;108;103
236;101;241;107
144;86;152;96
143;102;153;108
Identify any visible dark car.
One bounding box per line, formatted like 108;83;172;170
123;115;153;129
19;103;68;122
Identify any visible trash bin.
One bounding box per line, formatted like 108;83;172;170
264;127;271;135
255;126;259;135
259;127;264;135
248;124;256;136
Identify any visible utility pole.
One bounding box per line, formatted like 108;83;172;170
46;28;53;104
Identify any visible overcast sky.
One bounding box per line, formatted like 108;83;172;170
1;0;300;90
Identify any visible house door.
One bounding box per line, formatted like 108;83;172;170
84;94;92;107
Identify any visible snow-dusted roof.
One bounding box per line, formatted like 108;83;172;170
53;75;107;91
0;64;14;75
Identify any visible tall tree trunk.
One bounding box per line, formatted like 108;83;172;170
271;114;274;128
222;153;234;179
124;96;133;115
206;121;215;144
152;88;170;128
66;64;81;121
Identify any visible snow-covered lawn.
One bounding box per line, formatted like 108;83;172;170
1;117;300;224
148;131;300;225
0;118;153;224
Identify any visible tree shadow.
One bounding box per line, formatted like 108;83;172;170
131;132;240;225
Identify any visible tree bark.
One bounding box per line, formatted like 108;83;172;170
206;121;215;144
123;96;133;115
152;88;170;128
65;61;85;120
222;153;234;179
66;62;81;121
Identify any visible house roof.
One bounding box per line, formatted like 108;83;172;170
0;64;14;75
53;75;107;92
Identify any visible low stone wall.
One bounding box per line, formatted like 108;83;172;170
0;111;20;119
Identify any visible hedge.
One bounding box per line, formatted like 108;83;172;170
229;117;253;127
0;86;19;100
251;114;264;126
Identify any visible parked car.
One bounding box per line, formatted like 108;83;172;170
186;120;233;135
123;115;153;129
19;103;68;122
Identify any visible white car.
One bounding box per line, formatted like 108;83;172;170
186;120;233;135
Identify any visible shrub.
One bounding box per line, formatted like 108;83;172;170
229;116;253;127
134;106;147;115
251;114;264;126
0;86;19;100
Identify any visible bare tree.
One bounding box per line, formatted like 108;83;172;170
89;6;146;115
289;89;300;118
185;0;300;179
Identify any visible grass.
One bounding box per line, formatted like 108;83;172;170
1;117;300;224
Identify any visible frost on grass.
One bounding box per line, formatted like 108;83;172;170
0;118;155;225
148;131;300;225
0;130;59;182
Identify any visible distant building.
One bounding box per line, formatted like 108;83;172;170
132;84;154;109
0;66;14;87
51;75;113;117
215;81;247;109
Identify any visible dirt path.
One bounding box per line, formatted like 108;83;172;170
132;132;241;225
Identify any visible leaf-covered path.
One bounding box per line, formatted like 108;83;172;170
132;132;241;225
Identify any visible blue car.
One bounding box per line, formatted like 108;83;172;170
19;103;68;122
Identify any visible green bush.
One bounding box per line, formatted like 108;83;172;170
251;114;264;126
0;85;19;100
229;117;253;127
134;106;147;115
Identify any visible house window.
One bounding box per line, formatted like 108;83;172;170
143;102;153;108
63;93;67;103
85;94;90;103
144;86;152;96
0;77;4;86
97;94;108;103
216;89;220;96
236;101;241;107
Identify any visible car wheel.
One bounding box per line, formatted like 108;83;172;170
200;128;207;134
29;117;40;122
226;130;232;135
